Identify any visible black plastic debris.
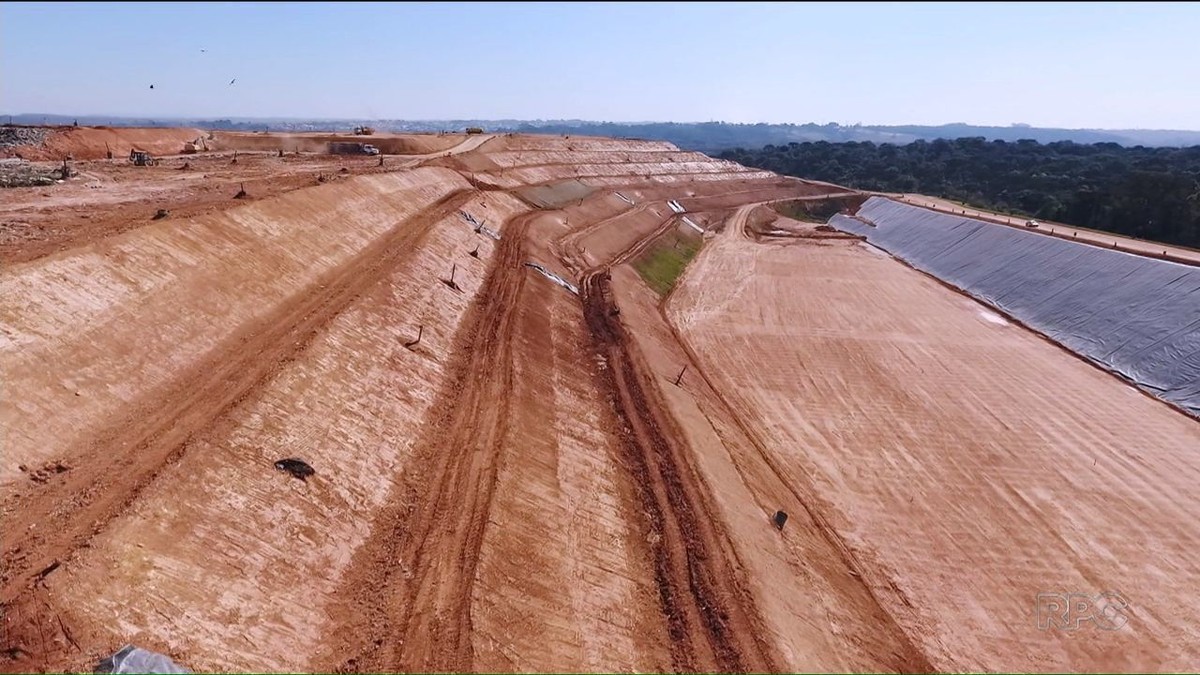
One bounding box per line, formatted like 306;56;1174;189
274;458;315;481
773;510;788;530
95;645;189;674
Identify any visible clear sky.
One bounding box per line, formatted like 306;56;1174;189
2;1;1198;129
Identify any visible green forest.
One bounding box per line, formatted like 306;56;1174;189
719;138;1200;248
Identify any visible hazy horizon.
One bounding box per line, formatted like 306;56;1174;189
6;113;1200;134
3;2;1199;130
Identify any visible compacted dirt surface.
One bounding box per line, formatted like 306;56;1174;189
2;126;1198;673
665;205;1200;671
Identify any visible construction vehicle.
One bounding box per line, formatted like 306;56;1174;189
328;141;380;156
129;149;157;166
353;126;376;136
465;126;484;135
181;136;208;154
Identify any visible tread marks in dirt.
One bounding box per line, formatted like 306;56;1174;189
0;189;478;672
663;325;937;674
659;215;935;674
580;269;779;673
325;212;534;673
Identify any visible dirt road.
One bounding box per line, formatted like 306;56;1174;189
581;266;777;673
327;210;532;672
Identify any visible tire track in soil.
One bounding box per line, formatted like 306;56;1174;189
322;212;534;674
663;312;935;674
0;188;477;672
579;263;780;673
659;205;934;673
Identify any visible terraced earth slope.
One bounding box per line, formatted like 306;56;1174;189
2;129;1197;673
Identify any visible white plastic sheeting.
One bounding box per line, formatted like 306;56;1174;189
458;209;501;241
95;645;189;674
831;197;1200;417
524;262;579;294
458;209;480;226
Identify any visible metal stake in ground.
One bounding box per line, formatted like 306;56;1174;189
469;244;480;258
405;324;423;348
673;364;687;387
442;263;460;291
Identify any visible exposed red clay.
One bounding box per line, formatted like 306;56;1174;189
2;128;1195;673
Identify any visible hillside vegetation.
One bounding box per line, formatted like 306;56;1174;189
721;138;1200;248
632;227;703;296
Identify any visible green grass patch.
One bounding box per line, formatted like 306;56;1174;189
632;227;703;296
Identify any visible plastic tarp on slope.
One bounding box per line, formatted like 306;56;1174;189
830;197;1200;417
95;645;190;673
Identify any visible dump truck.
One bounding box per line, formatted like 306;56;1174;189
328;142;380;156
353;126;376;136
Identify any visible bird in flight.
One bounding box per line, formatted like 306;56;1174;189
200;48;207;53
149;84;155;89
229;78;237;86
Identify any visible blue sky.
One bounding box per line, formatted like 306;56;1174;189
2;1;1198;128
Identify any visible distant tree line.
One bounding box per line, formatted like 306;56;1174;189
197;119;270;131
506;122;1200;152
510;122;891;153
720;138;1200;248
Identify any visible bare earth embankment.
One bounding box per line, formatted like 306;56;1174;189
2;126;1197;673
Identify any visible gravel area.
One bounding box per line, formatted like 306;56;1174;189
0;126;49;149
